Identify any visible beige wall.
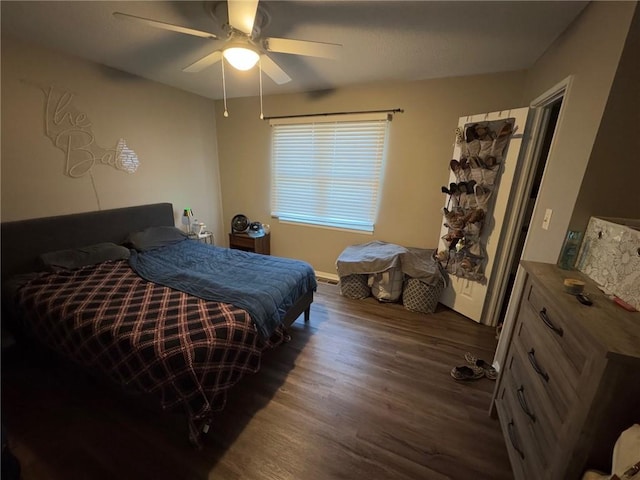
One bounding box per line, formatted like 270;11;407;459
493;1;636;370
214;3;636;276
571;4;640;228
1;36;225;242
215;72;526;274
5;2;632;280
519;1;636;263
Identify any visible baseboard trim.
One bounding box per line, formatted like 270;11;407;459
315;270;339;284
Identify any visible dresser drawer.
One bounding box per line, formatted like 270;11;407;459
523;277;589;379
503;348;559;458
495;372;545;480
512;306;579;426
229;234;255;249
228;233;271;255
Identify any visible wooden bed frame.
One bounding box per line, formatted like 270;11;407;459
1;202;312;325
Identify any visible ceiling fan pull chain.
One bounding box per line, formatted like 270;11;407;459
259;58;264;120
222;57;229;118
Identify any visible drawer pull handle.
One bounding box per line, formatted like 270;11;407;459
516;386;536;422
527;349;550;382
507;420;525;459
539;308;564;337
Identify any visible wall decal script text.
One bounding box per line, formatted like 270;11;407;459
41;85;140;177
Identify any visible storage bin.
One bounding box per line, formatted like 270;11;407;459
336;242;448;310
339;274;370;299
402;277;445;314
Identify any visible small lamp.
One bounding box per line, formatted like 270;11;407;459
182;208;194;233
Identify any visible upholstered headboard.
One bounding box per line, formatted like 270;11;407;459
1;203;175;281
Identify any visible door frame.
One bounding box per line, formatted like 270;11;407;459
482;76;574;327
491;75;574;370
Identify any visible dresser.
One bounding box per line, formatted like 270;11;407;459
492;261;640;480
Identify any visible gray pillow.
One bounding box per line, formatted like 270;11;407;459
126;226;187;251
40;242;131;271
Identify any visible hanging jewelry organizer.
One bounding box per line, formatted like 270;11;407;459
437;118;515;283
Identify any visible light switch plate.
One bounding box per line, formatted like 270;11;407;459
542;208;553;230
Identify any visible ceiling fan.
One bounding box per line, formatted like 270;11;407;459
113;0;342;86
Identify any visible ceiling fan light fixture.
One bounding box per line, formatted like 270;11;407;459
223;46;260;71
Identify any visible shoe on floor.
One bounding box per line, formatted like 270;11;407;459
464;352;498;380
450;365;484;381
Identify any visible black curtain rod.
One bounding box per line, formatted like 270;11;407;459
263;108;404;121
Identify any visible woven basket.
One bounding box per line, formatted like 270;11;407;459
402;277;444;313
339;274;371;299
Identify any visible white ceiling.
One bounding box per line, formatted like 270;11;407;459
1;1;589;100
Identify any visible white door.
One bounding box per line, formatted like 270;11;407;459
438;108;530;323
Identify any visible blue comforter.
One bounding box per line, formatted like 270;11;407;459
129;240;317;339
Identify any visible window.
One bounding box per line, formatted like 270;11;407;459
270;113;389;232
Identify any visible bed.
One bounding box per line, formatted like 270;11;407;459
1;203;316;446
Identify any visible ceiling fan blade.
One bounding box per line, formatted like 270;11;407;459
227;0;259;36
265;37;341;59
113;12;217;39
260;55;291;85
183;51;223;73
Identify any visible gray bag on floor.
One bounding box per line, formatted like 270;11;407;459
369;267;404;302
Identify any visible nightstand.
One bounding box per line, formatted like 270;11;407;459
188;232;214;245
229;232;270;255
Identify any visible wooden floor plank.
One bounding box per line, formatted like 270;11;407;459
1;282;513;480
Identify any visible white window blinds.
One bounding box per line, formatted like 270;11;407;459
270;113;389;232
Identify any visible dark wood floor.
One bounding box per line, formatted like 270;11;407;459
2;282;514;480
